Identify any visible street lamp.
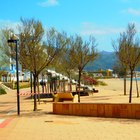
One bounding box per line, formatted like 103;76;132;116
7;38;20;116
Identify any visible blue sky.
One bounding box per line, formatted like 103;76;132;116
0;0;140;51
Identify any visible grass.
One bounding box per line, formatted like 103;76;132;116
3;82;30;89
0;86;7;95
98;81;108;86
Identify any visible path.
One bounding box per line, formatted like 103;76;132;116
0;85;140;140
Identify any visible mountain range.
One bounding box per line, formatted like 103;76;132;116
85;51;117;71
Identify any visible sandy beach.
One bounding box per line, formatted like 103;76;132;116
80;78;140;103
1;79;140;140
2;78;140;104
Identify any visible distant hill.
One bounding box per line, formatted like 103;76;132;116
85;51;118;71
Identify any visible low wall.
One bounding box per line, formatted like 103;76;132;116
53;103;140;119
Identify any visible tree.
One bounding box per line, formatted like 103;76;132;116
19;18;68;110
69;35;98;102
113;23;140;103
0;29;16;81
0;29;11;65
113;60;128;95
54;42;77;89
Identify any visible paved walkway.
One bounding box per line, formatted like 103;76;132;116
0;86;140;140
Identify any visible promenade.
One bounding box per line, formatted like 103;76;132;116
0;81;140;140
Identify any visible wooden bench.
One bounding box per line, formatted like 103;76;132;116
52;92;77;102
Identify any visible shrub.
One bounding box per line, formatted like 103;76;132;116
98;81;107;86
0;86;7;95
3;82;30;89
19;82;30;89
3;82;15;89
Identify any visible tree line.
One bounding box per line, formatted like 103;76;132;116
113;23;140;103
0;18;98;110
0;18;140;110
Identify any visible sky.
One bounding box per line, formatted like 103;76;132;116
0;0;140;52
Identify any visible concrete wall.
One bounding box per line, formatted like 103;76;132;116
53;103;140;119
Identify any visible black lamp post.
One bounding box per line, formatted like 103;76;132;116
8;39;20;116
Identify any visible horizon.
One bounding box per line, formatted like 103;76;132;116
1;0;140;52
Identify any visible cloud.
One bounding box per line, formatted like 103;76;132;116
38;0;59;7
122;8;140;16
80;22;124;36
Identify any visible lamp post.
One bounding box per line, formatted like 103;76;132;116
8;39;20;116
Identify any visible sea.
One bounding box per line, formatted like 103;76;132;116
121;78;140;81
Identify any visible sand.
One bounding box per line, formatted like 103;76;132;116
80;78;140;103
